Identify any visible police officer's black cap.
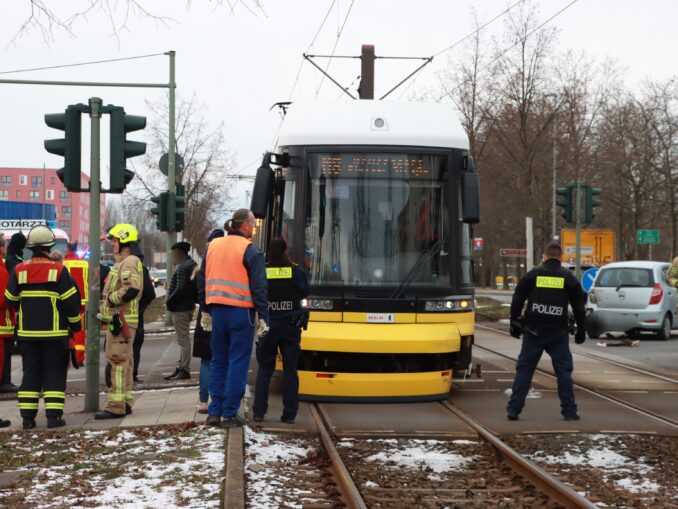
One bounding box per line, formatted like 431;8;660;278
171;241;191;254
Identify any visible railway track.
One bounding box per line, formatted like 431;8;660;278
246;402;597;508
475;323;678;430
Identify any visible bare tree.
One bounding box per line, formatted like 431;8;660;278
12;0;266;46
126;93;233;257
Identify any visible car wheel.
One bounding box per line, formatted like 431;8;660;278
657;314;672;341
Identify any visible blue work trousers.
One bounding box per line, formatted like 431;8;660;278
253;319;301;420
507;328;577;418
208;305;255;418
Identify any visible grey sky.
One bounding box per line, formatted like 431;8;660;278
1;0;676;211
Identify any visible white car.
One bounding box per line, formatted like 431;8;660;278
585;261;676;340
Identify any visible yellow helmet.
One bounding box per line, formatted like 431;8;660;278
107;224;139;244
26;225;56;249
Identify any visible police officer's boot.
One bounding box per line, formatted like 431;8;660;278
22;417;36;430
47;416;66;429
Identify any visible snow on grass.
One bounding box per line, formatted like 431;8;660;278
614;477;662;494
245;426;314;509
364;439;477;475
0;424;225;509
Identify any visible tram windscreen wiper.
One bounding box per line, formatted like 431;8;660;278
389;239;443;299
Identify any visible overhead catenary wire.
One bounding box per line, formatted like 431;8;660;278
437;0;580;102
314;0;356;99
288;0;337;101
0;52;167;75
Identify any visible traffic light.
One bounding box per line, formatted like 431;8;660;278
150;192;169;231
44;106;82;192
109;108;146;193
556;184;574;224
584;186;602;223
173;184;185;232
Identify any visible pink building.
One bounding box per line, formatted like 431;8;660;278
0;167;106;246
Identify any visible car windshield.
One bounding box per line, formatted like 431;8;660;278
304;152;450;287
596;267;654;288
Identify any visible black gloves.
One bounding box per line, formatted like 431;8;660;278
509;320;523;339
575;329;586;344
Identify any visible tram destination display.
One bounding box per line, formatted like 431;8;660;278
315;153;442;179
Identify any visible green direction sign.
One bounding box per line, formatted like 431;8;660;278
637;229;660;245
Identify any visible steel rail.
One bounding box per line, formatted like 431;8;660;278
308;403;368;509
440;400;597;509
475;324;678;429
477;324;678;384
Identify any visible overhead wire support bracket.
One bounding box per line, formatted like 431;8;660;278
379;56;433;100
303;54;356;99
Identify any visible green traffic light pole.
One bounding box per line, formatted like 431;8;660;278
0;51;177;411
574;182;583;281
85;98;103;412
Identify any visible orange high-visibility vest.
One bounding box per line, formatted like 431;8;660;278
205;235;254;308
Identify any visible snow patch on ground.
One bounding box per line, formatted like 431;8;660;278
530;436;660;499
364;439;477;475
1;426;225;509
245;426;314;509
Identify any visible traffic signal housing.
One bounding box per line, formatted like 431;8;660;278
44;106;82;192
584;186;602;223
109;108;146;193
173;184;185;232
150;192;169;231
556;184;574;224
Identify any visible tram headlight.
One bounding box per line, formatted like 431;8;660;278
301;297;335;310
424;299;474;312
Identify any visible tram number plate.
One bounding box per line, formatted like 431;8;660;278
366;313;395;323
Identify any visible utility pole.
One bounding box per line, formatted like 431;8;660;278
165;50;177;326
546;93;558;241
526;217;534;271
359;44;375;100
84;97;102;412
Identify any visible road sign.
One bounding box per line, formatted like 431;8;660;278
581;267;599;292
159;153;185;177
637;229;659;245
500;248;527;258
473;237;484;252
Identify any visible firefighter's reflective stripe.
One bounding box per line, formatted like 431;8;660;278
60;287;77;300
4;290;18;302
110;365;125;402
535;276;565;289
75;344;85;351
17;271;27;284
266;267;292;279
47;269;58;282
205;235;254;308
44;390;65;411
18;391;40;410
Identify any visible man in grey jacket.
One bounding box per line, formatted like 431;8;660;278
165;241;197;380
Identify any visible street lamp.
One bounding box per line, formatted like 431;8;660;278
545;93;559;241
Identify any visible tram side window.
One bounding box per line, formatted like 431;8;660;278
281;180;296;256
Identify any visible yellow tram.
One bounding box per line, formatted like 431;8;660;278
250;100;479;401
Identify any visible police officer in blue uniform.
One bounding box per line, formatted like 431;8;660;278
507;243;586;421
253;238;309;424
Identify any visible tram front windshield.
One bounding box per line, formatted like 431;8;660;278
304;152;450;287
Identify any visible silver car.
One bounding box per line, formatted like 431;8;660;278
585;261;676;340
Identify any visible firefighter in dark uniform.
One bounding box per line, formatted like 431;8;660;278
4;226;82;429
507;243;586;421
253;238;309;424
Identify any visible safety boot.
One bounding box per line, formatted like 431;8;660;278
22;417;36;430
47;417;66;429
204;415;221;427
221;415;246;429
0;418;10;428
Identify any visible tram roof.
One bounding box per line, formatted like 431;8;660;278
276;101;469;150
